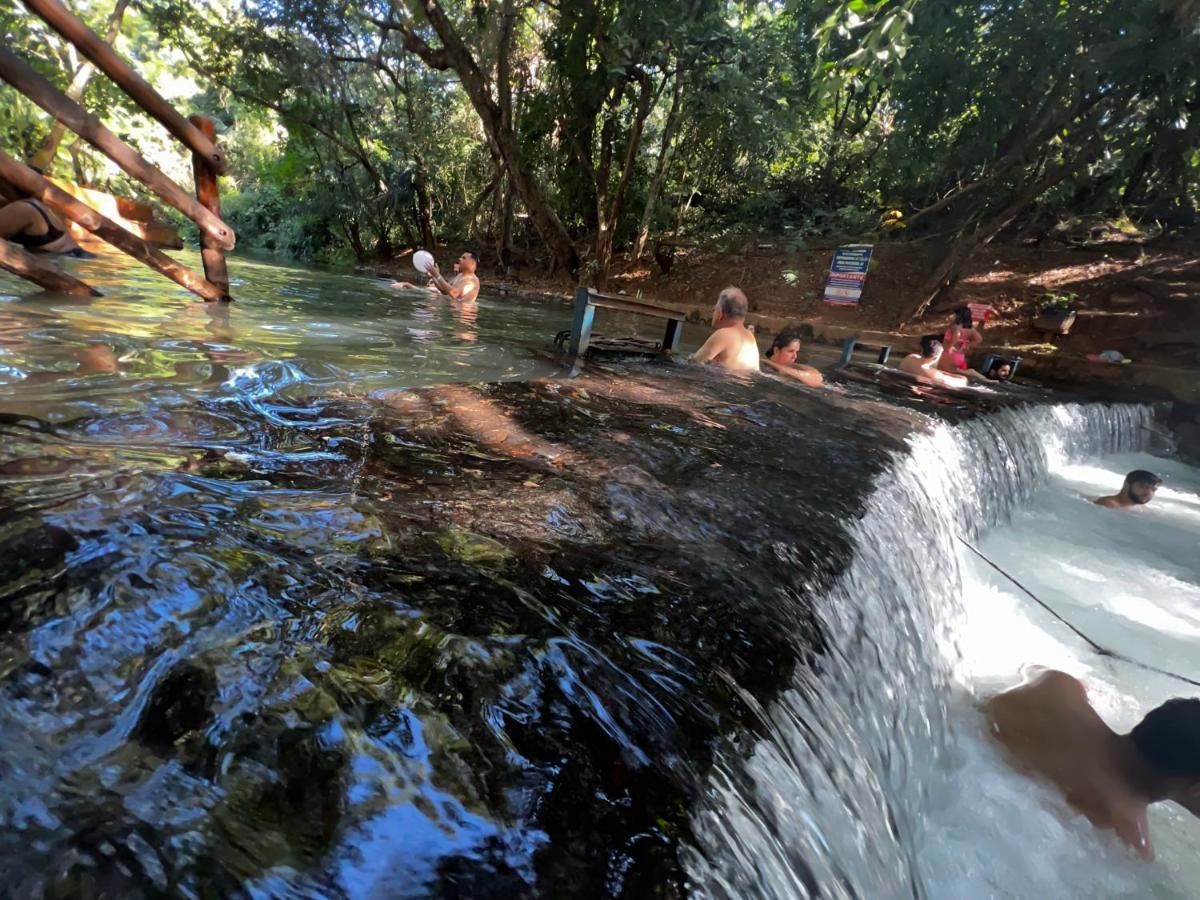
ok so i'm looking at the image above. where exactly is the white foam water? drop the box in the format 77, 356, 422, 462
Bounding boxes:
685, 403, 1200, 899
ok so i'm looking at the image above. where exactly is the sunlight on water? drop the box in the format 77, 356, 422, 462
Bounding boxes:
0, 248, 562, 422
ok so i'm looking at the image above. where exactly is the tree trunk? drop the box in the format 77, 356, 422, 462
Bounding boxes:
905, 135, 1105, 323
633, 66, 684, 261
589, 71, 655, 288
31, 0, 130, 172
344, 219, 369, 261
413, 168, 435, 249
497, 175, 514, 270
467, 169, 499, 242
387, 1, 579, 274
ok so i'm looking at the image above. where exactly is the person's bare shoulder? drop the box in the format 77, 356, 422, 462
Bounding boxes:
692, 328, 733, 364
1030, 668, 1088, 698
986, 669, 1085, 714
1094, 495, 1120, 508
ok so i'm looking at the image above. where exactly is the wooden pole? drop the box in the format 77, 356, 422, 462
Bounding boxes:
21, 0, 227, 174
0, 150, 228, 302
188, 116, 230, 299
0, 46, 235, 251
0, 238, 100, 296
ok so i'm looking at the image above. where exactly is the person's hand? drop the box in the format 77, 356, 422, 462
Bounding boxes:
428, 263, 441, 279
391, 281, 413, 290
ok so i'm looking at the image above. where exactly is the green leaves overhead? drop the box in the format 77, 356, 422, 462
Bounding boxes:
4, 0, 1195, 271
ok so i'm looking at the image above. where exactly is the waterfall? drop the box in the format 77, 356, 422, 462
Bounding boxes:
684, 403, 1155, 899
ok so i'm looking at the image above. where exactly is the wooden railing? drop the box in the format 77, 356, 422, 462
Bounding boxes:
0, 0, 233, 300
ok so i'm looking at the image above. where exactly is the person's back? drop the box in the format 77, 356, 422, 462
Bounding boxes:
721, 325, 760, 371
691, 286, 759, 372
986, 669, 1200, 860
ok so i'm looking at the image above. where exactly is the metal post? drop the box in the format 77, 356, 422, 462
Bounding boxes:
837, 338, 858, 368
662, 317, 684, 353
568, 287, 596, 358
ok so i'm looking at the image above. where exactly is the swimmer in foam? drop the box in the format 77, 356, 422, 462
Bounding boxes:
392, 251, 480, 303
985, 668, 1200, 860
1095, 469, 1161, 509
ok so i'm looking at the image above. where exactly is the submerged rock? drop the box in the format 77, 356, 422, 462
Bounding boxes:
133, 662, 218, 753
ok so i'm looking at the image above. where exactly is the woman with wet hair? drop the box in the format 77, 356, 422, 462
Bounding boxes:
762, 330, 823, 387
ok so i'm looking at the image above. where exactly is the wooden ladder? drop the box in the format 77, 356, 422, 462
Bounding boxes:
0, 0, 233, 301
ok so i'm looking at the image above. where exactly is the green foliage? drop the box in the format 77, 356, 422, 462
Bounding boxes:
1037, 290, 1079, 312
3, 0, 1197, 272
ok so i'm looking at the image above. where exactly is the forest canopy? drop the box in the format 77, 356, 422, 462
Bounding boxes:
3, 0, 1199, 310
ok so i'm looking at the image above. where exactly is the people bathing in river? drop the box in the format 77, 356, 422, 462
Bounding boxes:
1095, 469, 1162, 509
0, 175, 82, 255
985, 668, 1200, 860
936, 306, 983, 375
392, 251, 480, 303
898, 336, 968, 387
762, 331, 824, 386
691, 286, 760, 372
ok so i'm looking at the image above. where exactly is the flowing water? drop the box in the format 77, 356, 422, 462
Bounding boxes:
1, 250, 1197, 898
687, 405, 1200, 899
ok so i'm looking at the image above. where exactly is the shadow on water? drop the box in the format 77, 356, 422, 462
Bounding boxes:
0, 251, 1051, 896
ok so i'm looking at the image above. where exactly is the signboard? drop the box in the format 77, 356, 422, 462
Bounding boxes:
822, 244, 873, 307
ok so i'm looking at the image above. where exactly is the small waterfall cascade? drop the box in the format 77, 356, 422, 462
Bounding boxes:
685, 403, 1155, 899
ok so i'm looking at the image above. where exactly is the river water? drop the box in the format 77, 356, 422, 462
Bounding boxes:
1, 250, 1197, 898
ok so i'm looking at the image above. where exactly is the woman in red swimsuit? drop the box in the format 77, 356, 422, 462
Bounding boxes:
937, 306, 981, 374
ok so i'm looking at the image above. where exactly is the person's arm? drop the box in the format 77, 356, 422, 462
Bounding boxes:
691, 330, 728, 364
763, 357, 824, 386
932, 370, 968, 387
1114, 810, 1154, 862
428, 266, 478, 301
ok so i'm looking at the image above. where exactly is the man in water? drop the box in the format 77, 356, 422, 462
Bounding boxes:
986, 359, 1013, 381
691, 286, 759, 372
1095, 469, 1161, 508
985, 669, 1200, 860
392, 251, 480, 303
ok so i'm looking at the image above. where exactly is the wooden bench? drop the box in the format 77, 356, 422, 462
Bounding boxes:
836, 338, 893, 368
568, 287, 687, 359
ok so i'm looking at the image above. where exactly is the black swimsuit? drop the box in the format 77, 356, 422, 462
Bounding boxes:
10, 199, 66, 249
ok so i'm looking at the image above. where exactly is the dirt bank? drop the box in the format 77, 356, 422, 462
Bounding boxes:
373, 231, 1200, 399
